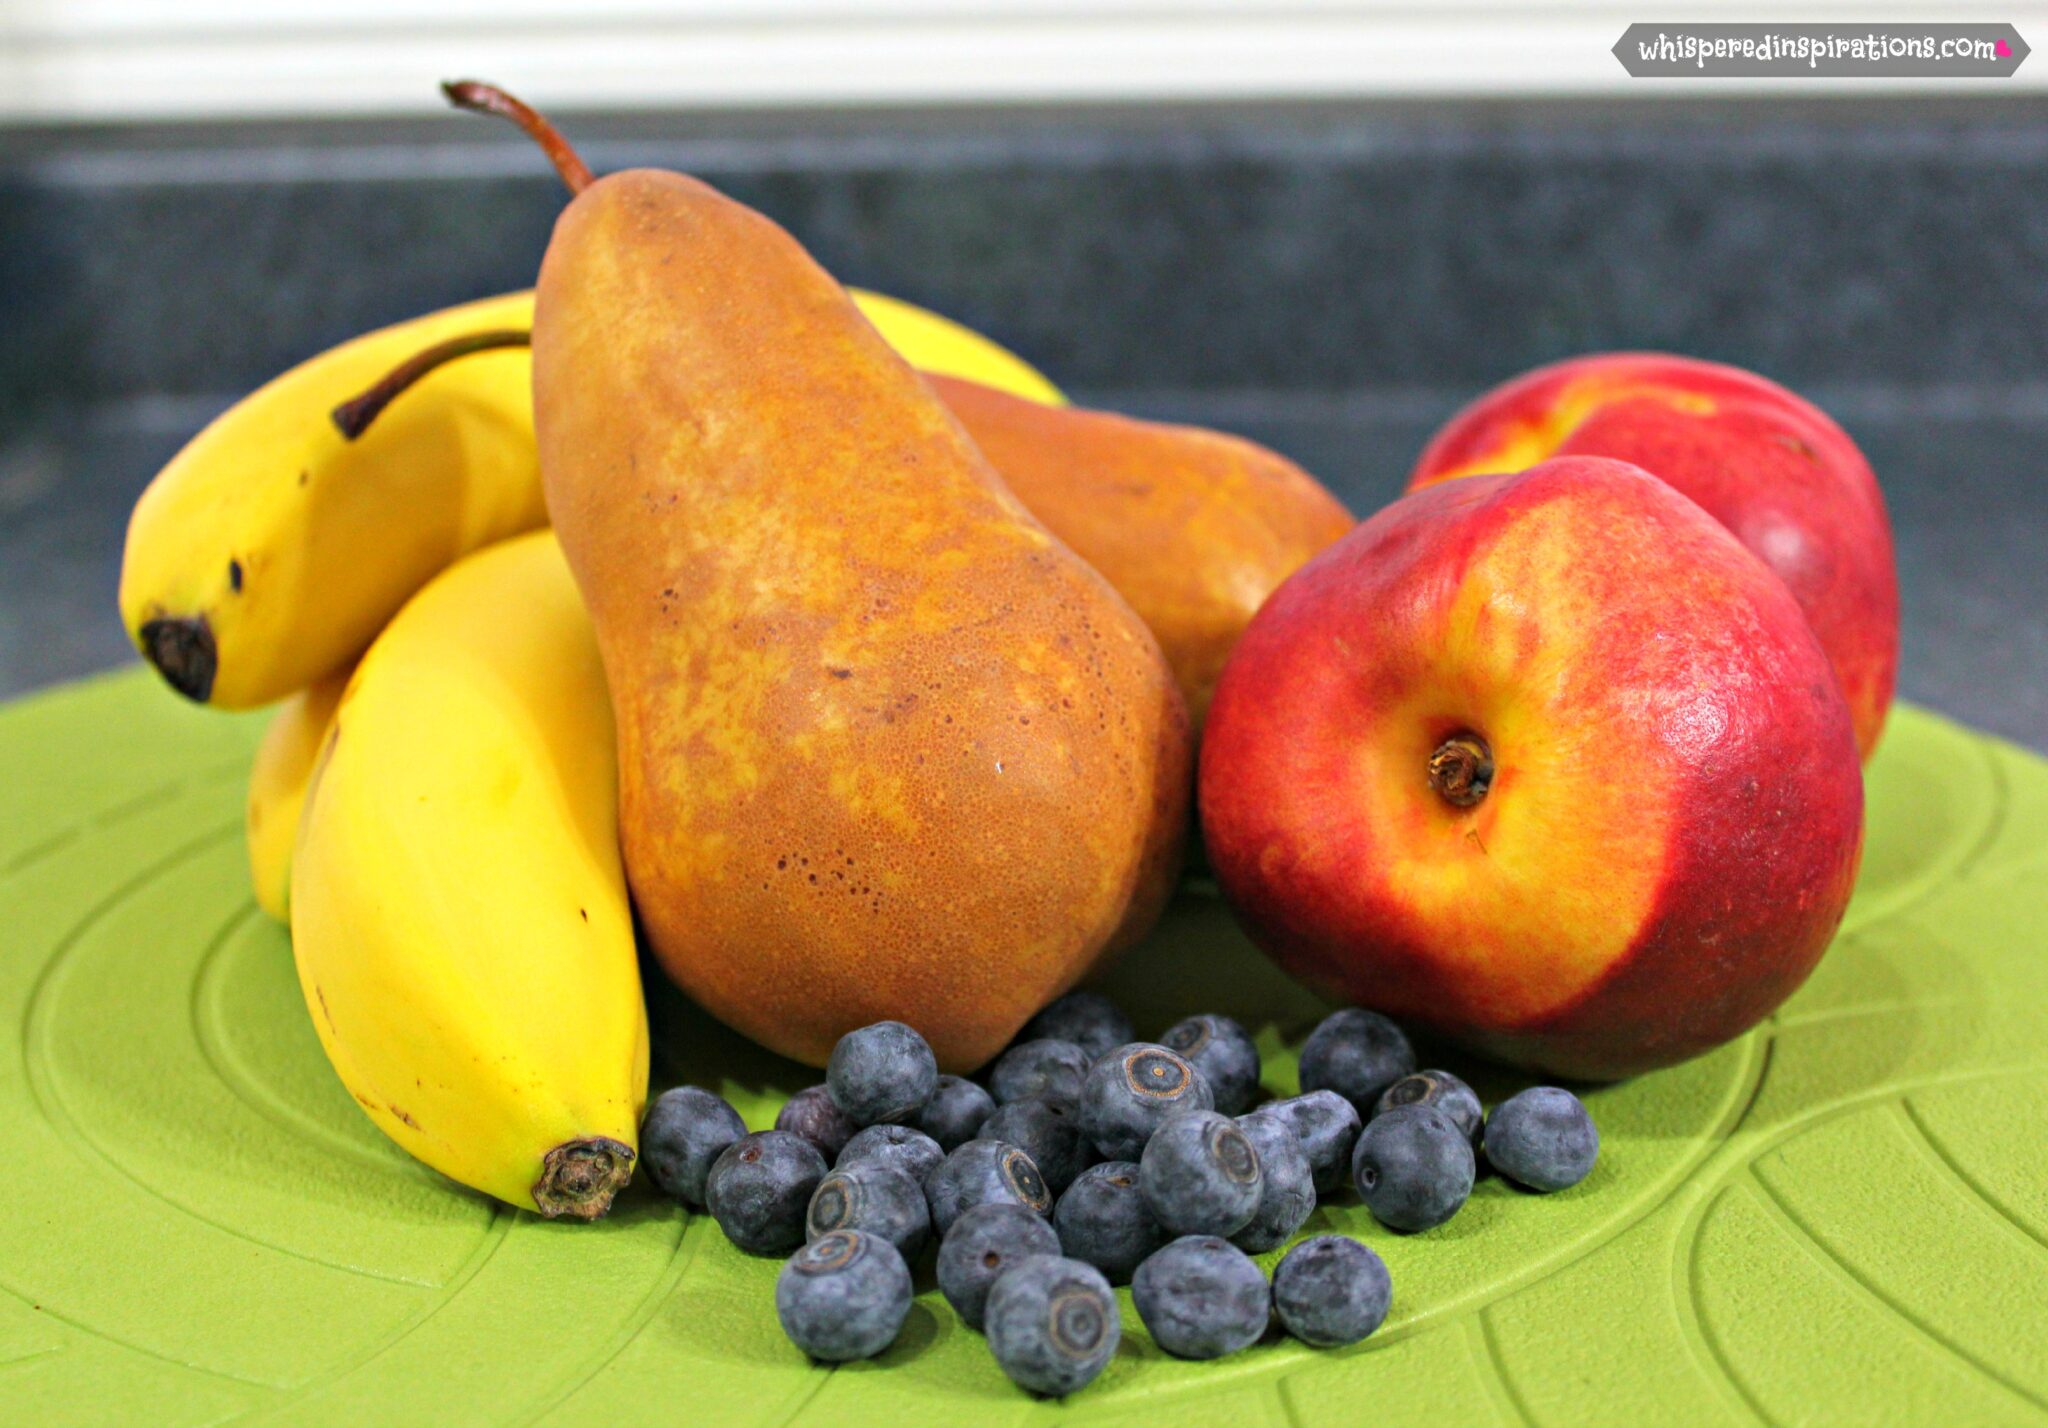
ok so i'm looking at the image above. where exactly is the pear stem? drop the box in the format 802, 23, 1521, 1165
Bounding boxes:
330, 329, 532, 440
1428, 733, 1494, 808
442, 80, 594, 195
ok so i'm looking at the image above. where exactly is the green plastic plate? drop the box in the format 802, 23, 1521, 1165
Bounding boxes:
2, 669, 2045, 1426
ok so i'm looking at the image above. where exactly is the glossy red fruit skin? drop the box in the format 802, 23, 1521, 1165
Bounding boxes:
1200, 457, 1866, 1081
1410, 353, 1898, 761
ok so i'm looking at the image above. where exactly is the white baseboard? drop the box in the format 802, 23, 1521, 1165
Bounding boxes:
4, 2, 2044, 125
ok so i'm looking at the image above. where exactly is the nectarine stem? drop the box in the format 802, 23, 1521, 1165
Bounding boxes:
1428, 734, 1493, 808
330, 329, 532, 440
442, 80, 594, 195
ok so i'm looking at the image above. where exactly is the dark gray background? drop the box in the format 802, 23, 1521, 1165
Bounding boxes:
3, 98, 2042, 749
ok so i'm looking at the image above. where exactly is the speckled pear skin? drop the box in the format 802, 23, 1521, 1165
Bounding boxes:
531, 168, 1191, 1073
929, 374, 1354, 730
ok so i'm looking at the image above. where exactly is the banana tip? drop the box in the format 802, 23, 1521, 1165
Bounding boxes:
139, 615, 217, 703
533, 1137, 635, 1220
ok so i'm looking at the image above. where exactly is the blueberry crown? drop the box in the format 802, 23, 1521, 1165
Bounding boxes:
1122, 1048, 1192, 1098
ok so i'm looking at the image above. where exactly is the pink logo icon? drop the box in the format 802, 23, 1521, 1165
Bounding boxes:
1997, 37, 2014, 57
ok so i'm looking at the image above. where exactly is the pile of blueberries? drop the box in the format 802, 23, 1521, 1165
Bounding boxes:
640, 994, 1598, 1398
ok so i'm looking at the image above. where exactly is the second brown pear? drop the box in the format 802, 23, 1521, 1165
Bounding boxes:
931, 376, 1354, 729
533, 168, 1192, 1071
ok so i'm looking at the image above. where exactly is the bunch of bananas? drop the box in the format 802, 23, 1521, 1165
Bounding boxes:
118, 290, 1064, 1217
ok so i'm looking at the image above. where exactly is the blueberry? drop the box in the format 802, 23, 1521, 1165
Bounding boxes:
924, 1138, 1052, 1236
1078, 1042, 1213, 1160
776, 1084, 859, 1161
775, 1228, 912, 1361
1160, 1014, 1262, 1115
1298, 1008, 1416, 1116
985, 1255, 1121, 1397
640, 1085, 745, 1209
827, 1021, 938, 1126
705, 1130, 828, 1255
837, 1123, 946, 1186
1241, 1090, 1359, 1196
1351, 1104, 1473, 1232
1271, 1235, 1391, 1347
981, 1098, 1097, 1196
1139, 1109, 1264, 1238
1131, 1235, 1271, 1360
936, 1201, 1061, 1330
917, 1074, 996, 1151
989, 1039, 1092, 1109
807, 1162, 932, 1261
1018, 991, 1134, 1062
1482, 1087, 1598, 1192
1374, 1069, 1482, 1141
1230, 1109, 1315, 1254
1053, 1161, 1164, 1283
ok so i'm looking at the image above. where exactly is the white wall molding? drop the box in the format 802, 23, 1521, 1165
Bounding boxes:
4, 2, 2045, 124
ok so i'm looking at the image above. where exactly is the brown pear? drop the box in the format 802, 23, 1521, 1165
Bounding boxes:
473, 87, 1191, 1071
931, 376, 1354, 728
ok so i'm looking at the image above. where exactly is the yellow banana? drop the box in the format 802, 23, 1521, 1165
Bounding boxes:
848, 290, 1065, 406
120, 289, 1060, 710
120, 293, 541, 709
289, 530, 647, 1218
246, 667, 350, 921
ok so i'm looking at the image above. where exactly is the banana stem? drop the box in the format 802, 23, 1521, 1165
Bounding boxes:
330, 329, 533, 440
442, 80, 594, 195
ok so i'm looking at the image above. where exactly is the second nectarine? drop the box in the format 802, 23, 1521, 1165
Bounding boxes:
1410, 354, 1897, 760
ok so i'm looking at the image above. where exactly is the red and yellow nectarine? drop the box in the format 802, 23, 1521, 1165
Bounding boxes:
1200, 457, 1865, 1080
1409, 354, 1898, 760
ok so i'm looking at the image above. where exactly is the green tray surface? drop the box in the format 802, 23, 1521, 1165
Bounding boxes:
2, 669, 2045, 1427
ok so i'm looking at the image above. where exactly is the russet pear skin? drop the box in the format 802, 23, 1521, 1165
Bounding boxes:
533, 169, 1191, 1072
930, 375, 1354, 729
